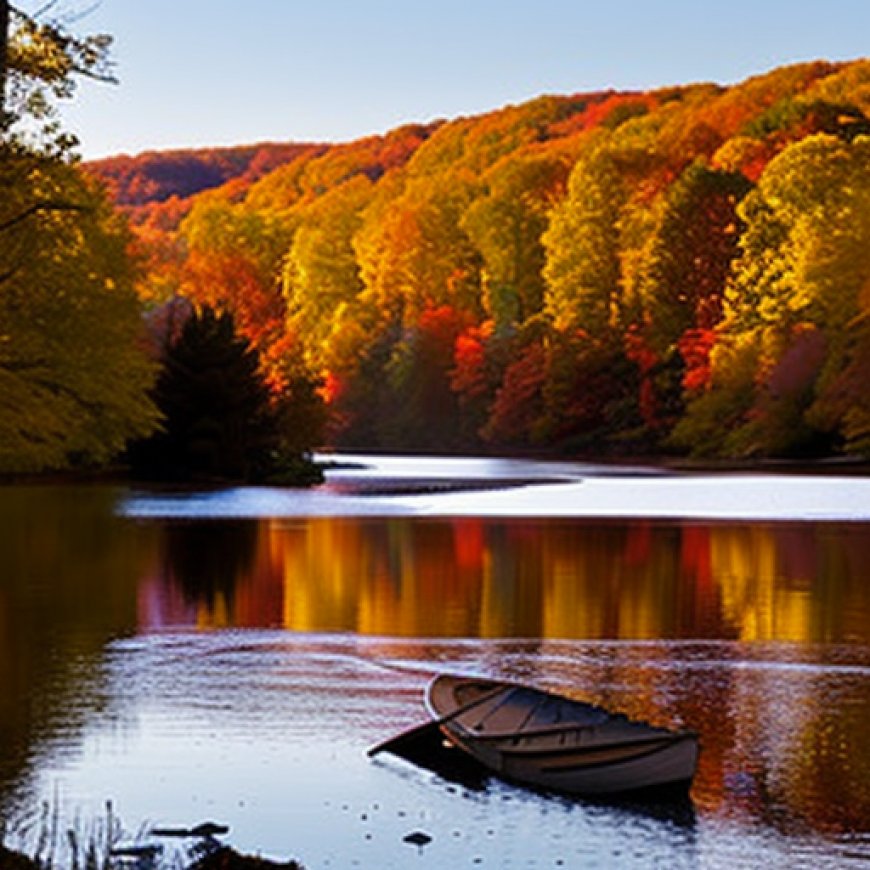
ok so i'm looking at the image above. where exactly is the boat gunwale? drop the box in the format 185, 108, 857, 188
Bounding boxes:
427, 674, 693, 743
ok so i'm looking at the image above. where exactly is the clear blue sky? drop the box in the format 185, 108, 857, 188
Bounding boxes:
25, 0, 870, 159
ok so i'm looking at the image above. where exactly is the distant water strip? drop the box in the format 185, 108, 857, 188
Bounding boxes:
117, 454, 870, 521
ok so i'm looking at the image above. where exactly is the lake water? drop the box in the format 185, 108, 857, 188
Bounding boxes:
1, 456, 870, 868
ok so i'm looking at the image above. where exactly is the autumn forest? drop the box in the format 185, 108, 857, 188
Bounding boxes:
5, 16, 870, 474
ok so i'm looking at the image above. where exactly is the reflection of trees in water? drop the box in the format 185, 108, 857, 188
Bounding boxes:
0, 487, 148, 812
711, 523, 870, 643
270, 517, 870, 643
162, 521, 259, 608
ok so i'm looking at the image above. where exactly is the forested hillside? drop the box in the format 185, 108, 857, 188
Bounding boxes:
90, 59, 870, 459
92, 142, 320, 205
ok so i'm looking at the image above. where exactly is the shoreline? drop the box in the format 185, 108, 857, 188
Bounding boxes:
0, 844, 304, 870
3, 450, 868, 489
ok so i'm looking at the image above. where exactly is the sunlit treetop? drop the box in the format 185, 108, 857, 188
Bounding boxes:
1, 0, 115, 153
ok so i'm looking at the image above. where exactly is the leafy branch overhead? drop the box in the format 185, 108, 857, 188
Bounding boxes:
0, 2, 161, 476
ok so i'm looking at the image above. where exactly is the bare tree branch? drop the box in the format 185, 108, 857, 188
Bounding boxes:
0, 357, 49, 372
60, 2, 103, 26
0, 198, 88, 231
69, 59, 117, 85
0, 0, 9, 123
32, 1, 64, 18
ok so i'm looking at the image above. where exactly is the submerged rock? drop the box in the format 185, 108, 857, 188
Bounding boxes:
151, 821, 230, 838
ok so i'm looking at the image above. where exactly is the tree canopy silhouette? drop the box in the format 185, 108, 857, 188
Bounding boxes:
130, 306, 297, 482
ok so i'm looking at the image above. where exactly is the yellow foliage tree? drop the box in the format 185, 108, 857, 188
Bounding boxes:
679, 133, 870, 456
0, 3, 157, 473
0, 151, 158, 471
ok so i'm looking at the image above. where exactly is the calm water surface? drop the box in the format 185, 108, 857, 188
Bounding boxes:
1, 456, 869, 868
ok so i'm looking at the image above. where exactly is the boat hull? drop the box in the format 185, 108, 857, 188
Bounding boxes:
448, 728, 699, 796
427, 674, 699, 797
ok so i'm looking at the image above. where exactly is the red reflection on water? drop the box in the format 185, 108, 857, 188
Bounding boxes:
136, 517, 870, 646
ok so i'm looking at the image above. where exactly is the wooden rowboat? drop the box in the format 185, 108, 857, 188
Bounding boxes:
425, 674, 699, 797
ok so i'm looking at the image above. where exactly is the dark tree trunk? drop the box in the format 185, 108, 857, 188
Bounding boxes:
0, 0, 9, 125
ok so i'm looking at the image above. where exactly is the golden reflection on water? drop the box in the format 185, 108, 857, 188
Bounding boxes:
141, 516, 870, 644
